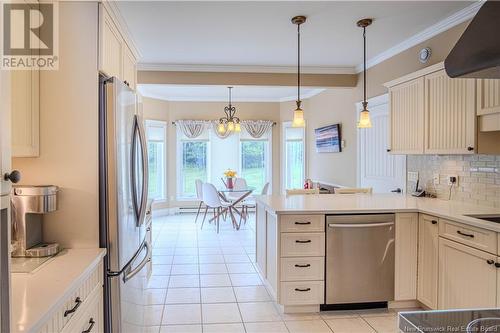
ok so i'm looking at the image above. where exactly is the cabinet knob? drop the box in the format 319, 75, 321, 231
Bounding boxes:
3, 170, 21, 183
487, 259, 495, 265
431, 220, 438, 225
386, 149, 391, 152
467, 146, 474, 151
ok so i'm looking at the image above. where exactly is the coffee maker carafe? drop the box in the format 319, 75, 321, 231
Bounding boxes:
11, 185, 59, 257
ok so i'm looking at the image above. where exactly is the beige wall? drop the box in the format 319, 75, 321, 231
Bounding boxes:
142, 97, 281, 208
12, 3, 99, 248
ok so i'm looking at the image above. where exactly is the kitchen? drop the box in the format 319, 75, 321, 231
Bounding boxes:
1, 1, 500, 333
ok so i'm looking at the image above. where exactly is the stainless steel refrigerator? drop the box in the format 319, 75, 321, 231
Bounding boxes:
99, 76, 150, 333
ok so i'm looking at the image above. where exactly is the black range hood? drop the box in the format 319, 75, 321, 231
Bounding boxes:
445, 1, 500, 79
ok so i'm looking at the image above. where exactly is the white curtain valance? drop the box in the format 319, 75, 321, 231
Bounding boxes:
241, 120, 274, 138
175, 120, 207, 139
174, 119, 274, 138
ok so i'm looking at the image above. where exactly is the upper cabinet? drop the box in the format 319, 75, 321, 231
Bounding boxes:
477, 79, 500, 132
388, 77, 424, 154
385, 62, 500, 155
424, 69, 475, 154
98, 3, 139, 90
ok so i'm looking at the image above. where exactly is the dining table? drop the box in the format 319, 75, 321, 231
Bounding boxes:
209, 186, 254, 229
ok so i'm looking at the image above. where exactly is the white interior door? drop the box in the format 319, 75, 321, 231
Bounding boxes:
357, 94, 406, 193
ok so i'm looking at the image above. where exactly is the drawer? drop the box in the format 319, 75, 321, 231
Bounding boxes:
439, 218, 497, 254
280, 281, 324, 305
280, 257, 324, 281
62, 287, 103, 333
37, 261, 104, 333
281, 214, 325, 232
281, 233, 325, 257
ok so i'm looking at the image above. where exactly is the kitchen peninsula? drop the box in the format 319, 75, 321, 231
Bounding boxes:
254, 193, 500, 314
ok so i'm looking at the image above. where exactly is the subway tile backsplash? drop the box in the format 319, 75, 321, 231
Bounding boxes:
407, 155, 500, 208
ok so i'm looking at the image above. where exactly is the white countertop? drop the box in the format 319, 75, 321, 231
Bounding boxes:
255, 194, 500, 232
11, 248, 106, 333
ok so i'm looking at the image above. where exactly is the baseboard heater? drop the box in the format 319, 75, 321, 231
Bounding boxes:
320, 302, 388, 311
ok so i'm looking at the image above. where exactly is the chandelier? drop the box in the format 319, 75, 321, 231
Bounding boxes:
217, 87, 241, 133
291, 15, 306, 128
357, 18, 373, 128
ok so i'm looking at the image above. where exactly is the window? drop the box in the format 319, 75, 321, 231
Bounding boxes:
180, 141, 208, 197
145, 120, 166, 201
240, 129, 271, 194
282, 122, 305, 192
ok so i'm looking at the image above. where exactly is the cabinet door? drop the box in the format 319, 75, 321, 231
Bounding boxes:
477, 79, 500, 116
0, 71, 12, 196
417, 214, 439, 309
266, 212, 278, 299
424, 70, 476, 154
395, 213, 418, 300
11, 69, 39, 157
122, 45, 136, 90
388, 77, 425, 154
438, 237, 497, 309
99, 4, 122, 78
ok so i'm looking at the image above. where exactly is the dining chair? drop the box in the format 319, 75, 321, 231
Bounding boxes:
194, 179, 204, 223
286, 188, 320, 195
201, 183, 236, 233
335, 187, 373, 194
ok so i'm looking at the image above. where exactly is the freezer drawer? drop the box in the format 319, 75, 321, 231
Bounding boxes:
326, 214, 395, 304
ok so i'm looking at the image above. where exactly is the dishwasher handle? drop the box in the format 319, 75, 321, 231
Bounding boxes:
328, 222, 394, 228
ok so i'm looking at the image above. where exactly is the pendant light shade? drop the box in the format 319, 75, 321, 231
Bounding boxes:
357, 18, 373, 129
292, 16, 306, 128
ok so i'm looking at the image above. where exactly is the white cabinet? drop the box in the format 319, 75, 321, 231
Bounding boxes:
11, 69, 39, 157
394, 213, 418, 300
255, 203, 267, 277
417, 214, 439, 309
385, 62, 500, 155
0, 71, 12, 196
62, 286, 103, 333
438, 237, 497, 309
266, 213, 278, 297
424, 70, 476, 154
99, 5, 122, 78
388, 77, 425, 154
98, 3, 138, 89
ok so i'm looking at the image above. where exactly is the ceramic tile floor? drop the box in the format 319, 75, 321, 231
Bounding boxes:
145, 213, 414, 333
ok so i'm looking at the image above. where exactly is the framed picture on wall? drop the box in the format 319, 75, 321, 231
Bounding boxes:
315, 124, 341, 153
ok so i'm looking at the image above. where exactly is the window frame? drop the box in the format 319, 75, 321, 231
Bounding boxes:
176, 137, 211, 200
145, 119, 167, 203
281, 121, 306, 193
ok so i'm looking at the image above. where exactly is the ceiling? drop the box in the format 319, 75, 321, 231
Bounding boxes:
117, 1, 473, 71
138, 84, 325, 102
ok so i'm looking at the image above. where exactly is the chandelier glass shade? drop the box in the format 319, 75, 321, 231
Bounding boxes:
218, 87, 241, 134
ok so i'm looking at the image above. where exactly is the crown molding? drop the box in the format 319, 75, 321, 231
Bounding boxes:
355, 1, 484, 73
138, 63, 356, 75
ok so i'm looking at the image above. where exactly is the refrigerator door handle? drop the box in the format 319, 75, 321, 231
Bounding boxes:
131, 117, 140, 224
137, 114, 149, 227
122, 239, 150, 283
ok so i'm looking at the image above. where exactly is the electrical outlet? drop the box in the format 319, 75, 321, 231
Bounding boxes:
447, 175, 458, 186
433, 173, 440, 185
407, 171, 419, 182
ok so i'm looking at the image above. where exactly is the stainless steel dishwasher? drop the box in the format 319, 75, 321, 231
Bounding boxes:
325, 214, 395, 305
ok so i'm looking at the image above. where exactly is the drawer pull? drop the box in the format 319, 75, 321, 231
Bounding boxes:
487, 259, 495, 265
295, 240, 311, 243
431, 220, 437, 224
294, 264, 311, 268
295, 221, 311, 225
82, 318, 95, 333
64, 297, 82, 317
294, 288, 311, 292
457, 230, 474, 238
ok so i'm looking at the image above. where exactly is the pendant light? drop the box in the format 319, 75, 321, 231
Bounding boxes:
357, 18, 373, 128
218, 87, 241, 134
291, 15, 306, 128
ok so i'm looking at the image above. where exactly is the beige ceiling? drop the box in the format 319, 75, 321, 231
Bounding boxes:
117, 1, 473, 70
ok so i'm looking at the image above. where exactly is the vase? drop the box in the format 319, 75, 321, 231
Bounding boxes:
227, 177, 234, 189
